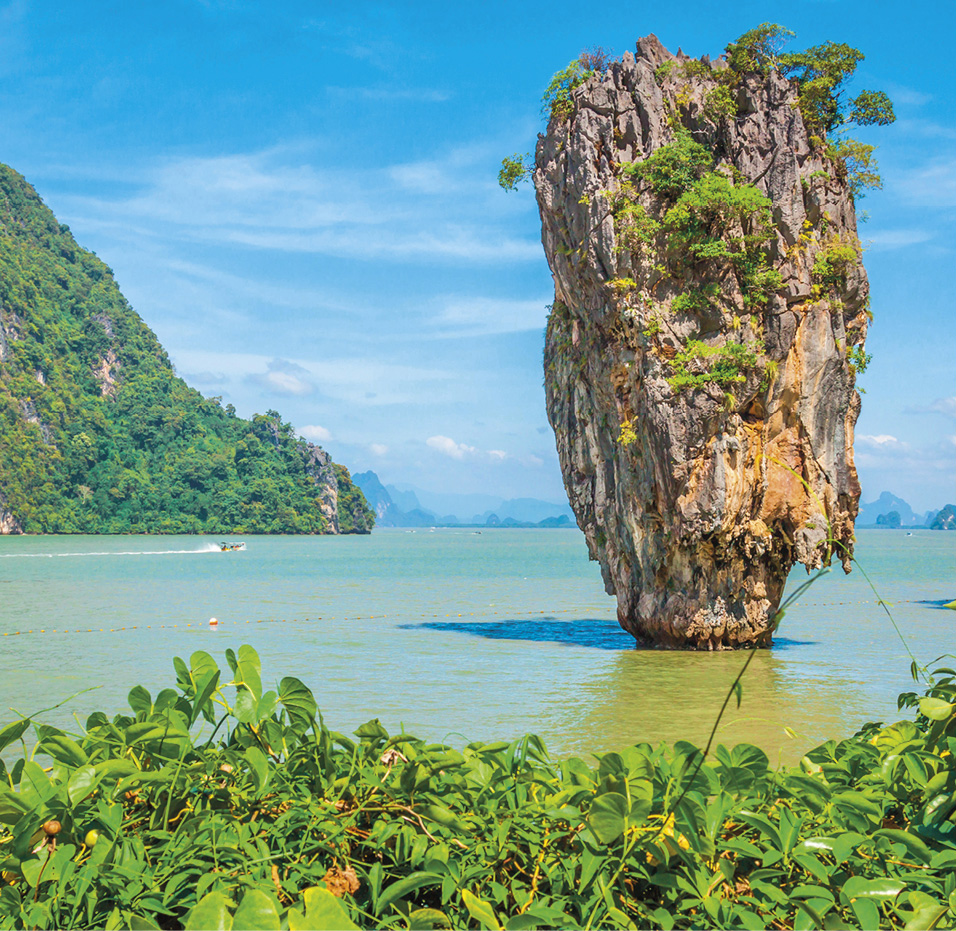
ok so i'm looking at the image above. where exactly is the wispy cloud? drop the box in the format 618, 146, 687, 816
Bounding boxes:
427, 435, 478, 460
180, 369, 228, 386
880, 83, 934, 108
56, 145, 541, 265
857, 434, 906, 450
247, 358, 315, 396
299, 424, 331, 442
933, 397, 956, 419
856, 434, 955, 478
422, 435, 542, 469
326, 86, 451, 103
432, 295, 550, 336
893, 158, 956, 208
906, 396, 956, 420
863, 229, 933, 251
890, 118, 956, 141
172, 349, 456, 408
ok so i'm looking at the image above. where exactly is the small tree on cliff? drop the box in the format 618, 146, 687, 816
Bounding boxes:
778, 43, 895, 132
499, 47, 615, 190
723, 23, 795, 75
498, 153, 532, 192
723, 25, 895, 199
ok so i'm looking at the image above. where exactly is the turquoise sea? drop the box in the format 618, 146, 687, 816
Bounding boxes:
1, 528, 953, 763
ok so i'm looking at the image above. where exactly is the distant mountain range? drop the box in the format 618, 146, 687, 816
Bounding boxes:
856, 492, 955, 529
352, 471, 576, 528
353, 476, 956, 532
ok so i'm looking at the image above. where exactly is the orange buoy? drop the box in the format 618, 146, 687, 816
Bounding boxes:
209, 617, 219, 627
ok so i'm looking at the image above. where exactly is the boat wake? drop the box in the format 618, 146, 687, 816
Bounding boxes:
0, 543, 224, 558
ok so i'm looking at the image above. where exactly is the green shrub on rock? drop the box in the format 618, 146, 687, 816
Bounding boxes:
542, 59, 593, 122
667, 340, 759, 392
622, 129, 713, 200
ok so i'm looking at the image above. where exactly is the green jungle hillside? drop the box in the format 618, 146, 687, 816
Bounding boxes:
0, 164, 373, 534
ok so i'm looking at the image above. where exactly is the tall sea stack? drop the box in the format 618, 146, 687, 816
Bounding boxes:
536, 36, 869, 648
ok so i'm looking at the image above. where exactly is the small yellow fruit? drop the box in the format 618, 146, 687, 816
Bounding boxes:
41, 820, 61, 836
84, 829, 99, 847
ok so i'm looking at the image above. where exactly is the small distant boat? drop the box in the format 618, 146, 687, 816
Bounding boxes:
219, 542, 245, 552
906, 532, 914, 536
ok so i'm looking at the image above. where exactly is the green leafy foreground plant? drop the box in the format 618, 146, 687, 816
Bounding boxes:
1, 646, 954, 930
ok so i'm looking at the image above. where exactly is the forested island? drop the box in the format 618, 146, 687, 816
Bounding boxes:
0, 165, 373, 534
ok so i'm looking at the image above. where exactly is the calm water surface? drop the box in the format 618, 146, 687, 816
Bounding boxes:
1, 528, 953, 763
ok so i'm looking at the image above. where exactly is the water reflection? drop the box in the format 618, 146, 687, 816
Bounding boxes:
400, 618, 834, 761
544, 646, 861, 765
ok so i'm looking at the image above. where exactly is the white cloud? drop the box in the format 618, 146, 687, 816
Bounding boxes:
881, 84, 933, 108
163, 258, 355, 312
247, 358, 314, 396
369, 443, 388, 456
930, 397, 956, 420
181, 369, 227, 385
433, 296, 550, 336
855, 434, 955, 485
857, 434, 905, 449
863, 229, 933, 251
904, 396, 956, 420
890, 118, 956, 141
389, 160, 458, 195
171, 349, 455, 408
894, 158, 956, 208
58, 145, 541, 265
300, 424, 331, 442
220, 226, 539, 262
266, 371, 312, 395
426, 435, 478, 460
422, 439, 544, 468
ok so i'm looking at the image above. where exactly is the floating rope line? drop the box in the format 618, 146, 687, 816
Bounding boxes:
0, 600, 928, 638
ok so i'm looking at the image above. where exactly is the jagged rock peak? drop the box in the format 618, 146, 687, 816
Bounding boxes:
634, 35, 673, 68
535, 35, 868, 649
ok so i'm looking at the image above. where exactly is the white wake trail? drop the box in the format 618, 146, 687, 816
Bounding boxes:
0, 543, 227, 559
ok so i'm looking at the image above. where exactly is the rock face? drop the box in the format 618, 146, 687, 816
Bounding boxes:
930, 505, 956, 531
0, 493, 22, 534
536, 36, 868, 648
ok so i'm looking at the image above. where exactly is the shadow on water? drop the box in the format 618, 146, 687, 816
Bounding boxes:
399, 618, 632, 650
399, 618, 818, 651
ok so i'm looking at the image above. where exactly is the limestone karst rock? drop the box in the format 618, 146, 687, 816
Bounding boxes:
536, 36, 869, 648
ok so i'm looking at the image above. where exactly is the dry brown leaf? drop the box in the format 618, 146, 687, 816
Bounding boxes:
322, 867, 360, 898
380, 748, 408, 766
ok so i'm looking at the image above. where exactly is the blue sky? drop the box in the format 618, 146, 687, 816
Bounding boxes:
1, 0, 953, 511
